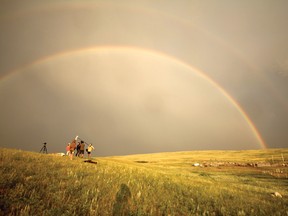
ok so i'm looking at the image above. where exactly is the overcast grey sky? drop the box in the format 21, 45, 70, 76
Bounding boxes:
0, 0, 287, 156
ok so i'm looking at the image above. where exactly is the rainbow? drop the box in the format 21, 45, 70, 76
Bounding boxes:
0, 45, 267, 149
1, 0, 285, 114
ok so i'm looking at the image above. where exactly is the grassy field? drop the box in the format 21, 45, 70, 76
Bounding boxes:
1, 148, 288, 215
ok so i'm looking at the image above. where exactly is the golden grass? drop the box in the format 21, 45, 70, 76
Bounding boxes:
1, 148, 288, 215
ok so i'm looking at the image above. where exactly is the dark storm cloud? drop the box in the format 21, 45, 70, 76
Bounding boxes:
0, 0, 287, 155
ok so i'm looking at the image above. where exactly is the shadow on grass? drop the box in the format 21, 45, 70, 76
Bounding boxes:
135, 161, 149, 163
113, 184, 131, 216
83, 160, 97, 164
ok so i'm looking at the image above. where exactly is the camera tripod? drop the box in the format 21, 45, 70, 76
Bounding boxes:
40, 142, 48, 154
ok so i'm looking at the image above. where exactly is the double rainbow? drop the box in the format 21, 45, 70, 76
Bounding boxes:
0, 45, 267, 149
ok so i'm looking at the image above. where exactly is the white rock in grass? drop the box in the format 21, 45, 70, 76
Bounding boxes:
271, 192, 282, 198
137, 191, 141, 198
193, 163, 200, 167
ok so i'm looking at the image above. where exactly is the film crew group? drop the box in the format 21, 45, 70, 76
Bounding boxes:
66, 136, 95, 160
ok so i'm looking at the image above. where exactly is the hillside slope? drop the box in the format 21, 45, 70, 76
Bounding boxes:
1, 148, 288, 215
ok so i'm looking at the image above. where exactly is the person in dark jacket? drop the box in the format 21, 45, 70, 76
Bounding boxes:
76, 142, 81, 157
80, 141, 85, 158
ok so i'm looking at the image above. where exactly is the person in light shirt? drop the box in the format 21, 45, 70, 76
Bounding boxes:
87, 144, 95, 159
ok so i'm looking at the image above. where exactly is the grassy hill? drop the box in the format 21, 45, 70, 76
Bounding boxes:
1, 148, 288, 215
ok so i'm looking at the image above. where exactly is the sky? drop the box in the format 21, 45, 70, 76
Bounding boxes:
0, 0, 287, 156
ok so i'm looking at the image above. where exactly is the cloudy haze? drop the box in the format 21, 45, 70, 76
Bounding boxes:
0, 0, 287, 156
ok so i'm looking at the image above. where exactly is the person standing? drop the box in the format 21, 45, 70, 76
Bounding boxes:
80, 141, 85, 158
66, 143, 70, 156
69, 136, 78, 160
76, 142, 81, 157
87, 144, 95, 159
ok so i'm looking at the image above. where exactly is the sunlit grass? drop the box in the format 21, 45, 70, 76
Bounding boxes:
1, 148, 288, 215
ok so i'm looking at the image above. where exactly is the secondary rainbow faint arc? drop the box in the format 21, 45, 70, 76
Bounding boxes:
0, 45, 267, 149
